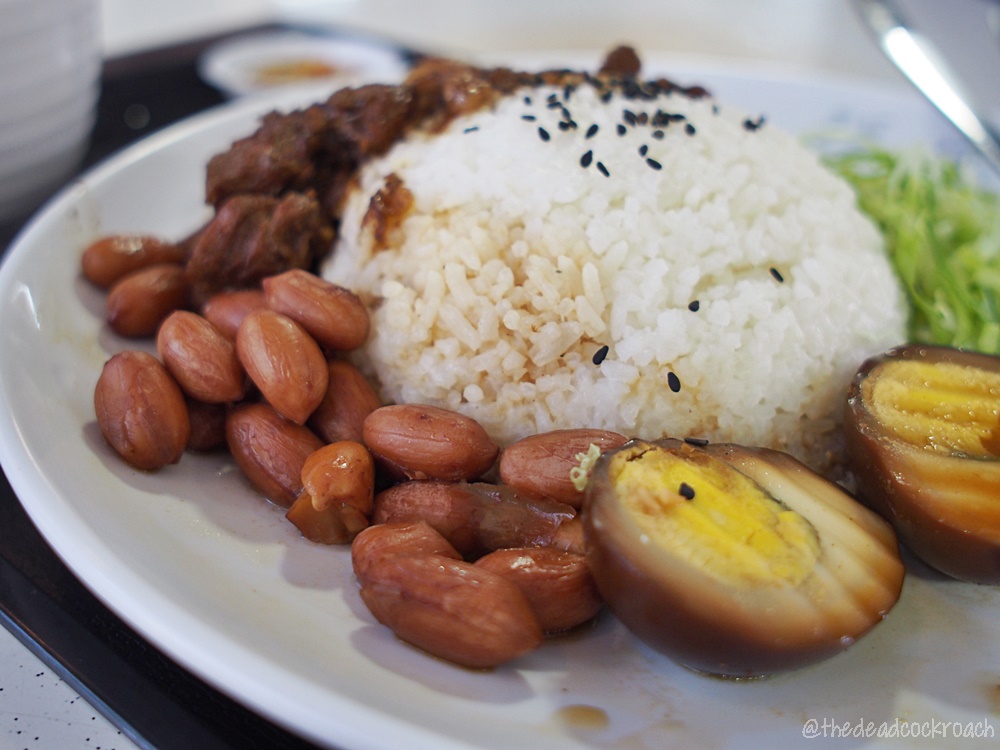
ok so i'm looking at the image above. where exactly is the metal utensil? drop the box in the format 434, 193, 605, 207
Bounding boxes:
853, 0, 1000, 175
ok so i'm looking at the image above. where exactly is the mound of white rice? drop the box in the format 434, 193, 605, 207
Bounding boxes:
322, 73, 907, 471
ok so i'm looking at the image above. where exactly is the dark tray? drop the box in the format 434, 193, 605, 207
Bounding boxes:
0, 24, 415, 750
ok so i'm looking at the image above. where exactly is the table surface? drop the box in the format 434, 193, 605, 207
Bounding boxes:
2, 1, 999, 749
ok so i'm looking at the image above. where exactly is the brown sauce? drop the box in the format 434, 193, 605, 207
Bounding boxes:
555, 703, 610, 731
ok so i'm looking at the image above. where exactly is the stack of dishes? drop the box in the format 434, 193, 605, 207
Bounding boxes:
0, 0, 101, 222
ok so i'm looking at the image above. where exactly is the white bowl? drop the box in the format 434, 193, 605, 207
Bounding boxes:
0, 0, 101, 222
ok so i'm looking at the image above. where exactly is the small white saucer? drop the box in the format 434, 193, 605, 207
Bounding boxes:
198, 30, 411, 98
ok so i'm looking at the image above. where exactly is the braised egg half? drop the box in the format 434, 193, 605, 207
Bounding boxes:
845, 344, 1000, 584
583, 438, 904, 677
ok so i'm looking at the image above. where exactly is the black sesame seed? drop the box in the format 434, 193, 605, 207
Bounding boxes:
600, 90, 613, 103
623, 109, 638, 126
743, 115, 766, 131
592, 344, 609, 365
679, 482, 696, 500
538, 127, 551, 142
667, 371, 681, 392
597, 161, 610, 177
684, 436, 710, 447
580, 150, 593, 168
769, 267, 785, 283
637, 112, 649, 125
684, 122, 696, 135
586, 123, 599, 139
521, 114, 537, 121
616, 124, 627, 136
463, 126, 479, 133
688, 300, 700, 312
638, 144, 648, 156
652, 129, 665, 139
523, 96, 532, 105
623, 79, 638, 97
645, 157, 662, 170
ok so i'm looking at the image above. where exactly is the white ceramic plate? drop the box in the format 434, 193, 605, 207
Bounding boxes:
1, 52, 998, 750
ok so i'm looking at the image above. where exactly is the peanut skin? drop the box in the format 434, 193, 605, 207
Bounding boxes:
94, 350, 190, 471
475, 547, 603, 633
309, 360, 382, 445
351, 521, 461, 582
235, 309, 328, 425
157, 310, 246, 403
106, 263, 190, 338
185, 399, 227, 453
262, 269, 370, 351
363, 404, 499, 482
549, 515, 586, 556
499, 428, 628, 509
82, 234, 186, 289
372, 480, 576, 558
357, 552, 543, 669
226, 402, 323, 507
201, 288, 267, 340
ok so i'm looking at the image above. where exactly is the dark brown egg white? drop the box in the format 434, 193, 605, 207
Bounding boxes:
844, 344, 1000, 583
583, 438, 905, 678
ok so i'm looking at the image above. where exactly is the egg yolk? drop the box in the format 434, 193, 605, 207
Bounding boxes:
865, 359, 1000, 458
607, 446, 820, 588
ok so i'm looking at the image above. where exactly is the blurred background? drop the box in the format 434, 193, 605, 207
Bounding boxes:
5, 0, 1000, 233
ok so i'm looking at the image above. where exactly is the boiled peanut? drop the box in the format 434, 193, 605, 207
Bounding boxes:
94, 350, 190, 471
475, 547, 603, 633
225, 402, 323, 507
362, 404, 499, 482
549, 515, 586, 556
106, 263, 190, 338
201, 288, 267, 339
156, 310, 246, 403
301, 441, 375, 513
372, 481, 575, 558
262, 269, 370, 351
351, 521, 461, 582
286, 490, 368, 544
499, 428, 628, 509
308, 360, 382, 444
81, 234, 186, 289
286, 441, 375, 544
235, 309, 328, 425
357, 553, 543, 668
185, 399, 227, 452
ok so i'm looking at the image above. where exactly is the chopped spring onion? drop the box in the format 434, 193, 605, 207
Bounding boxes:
826, 147, 1000, 354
